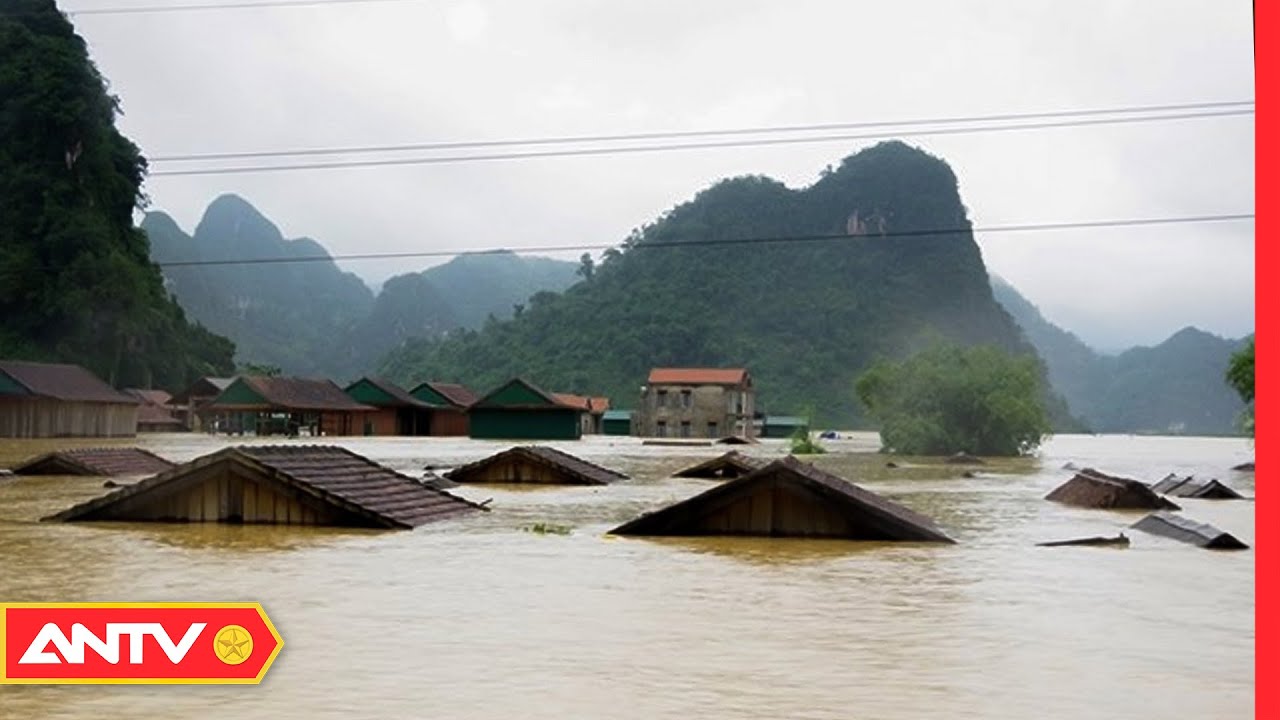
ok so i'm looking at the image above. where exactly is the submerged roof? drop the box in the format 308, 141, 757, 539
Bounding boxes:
45, 445, 486, 528
673, 451, 768, 479
446, 445, 629, 485
172, 377, 235, 404
612, 456, 954, 542
1045, 468, 1180, 511
12, 447, 176, 477
0, 361, 137, 405
1150, 474, 1246, 500
125, 389, 183, 427
1131, 511, 1249, 550
212, 376, 375, 412
648, 368, 749, 386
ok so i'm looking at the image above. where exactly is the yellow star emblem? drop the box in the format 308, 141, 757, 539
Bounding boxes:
214, 624, 253, 666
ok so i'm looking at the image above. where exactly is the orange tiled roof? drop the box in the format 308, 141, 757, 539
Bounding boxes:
551, 393, 592, 411
648, 368, 748, 386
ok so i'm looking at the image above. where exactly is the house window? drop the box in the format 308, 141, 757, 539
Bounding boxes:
657, 390, 668, 408
680, 421, 691, 438
707, 421, 718, 437
680, 390, 692, 408
656, 420, 667, 438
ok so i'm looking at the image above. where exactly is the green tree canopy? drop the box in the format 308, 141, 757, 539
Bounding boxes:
855, 343, 1051, 456
0, 1, 234, 389
1226, 337, 1254, 436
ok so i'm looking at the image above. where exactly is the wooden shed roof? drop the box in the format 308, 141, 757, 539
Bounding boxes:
12, 447, 176, 477
611, 455, 954, 542
1045, 468, 1180, 511
0, 361, 137, 405
673, 451, 768, 479
212, 376, 375, 412
1130, 511, 1249, 549
44, 445, 486, 528
1150, 474, 1246, 500
446, 445, 629, 485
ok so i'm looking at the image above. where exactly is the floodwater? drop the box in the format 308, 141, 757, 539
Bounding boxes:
0, 433, 1255, 719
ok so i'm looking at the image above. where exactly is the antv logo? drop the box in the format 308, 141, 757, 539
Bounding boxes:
0, 603, 282, 684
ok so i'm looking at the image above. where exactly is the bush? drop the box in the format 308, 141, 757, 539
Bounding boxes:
855, 343, 1051, 456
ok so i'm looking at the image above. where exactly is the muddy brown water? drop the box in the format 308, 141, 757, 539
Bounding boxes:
0, 433, 1254, 719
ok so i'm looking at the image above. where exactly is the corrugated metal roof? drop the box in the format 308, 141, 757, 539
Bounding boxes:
673, 451, 768, 479
1045, 468, 1180, 510
612, 456, 954, 541
446, 445, 629, 485
348, 377, 432, 408
12, 447, 176, 476
648, 368, 749, 386
0, 361, 137, 405
1150, 474, 1246, 499
45, 445, 486, 528
215, 376, 375, 412
424, 382, 478, 408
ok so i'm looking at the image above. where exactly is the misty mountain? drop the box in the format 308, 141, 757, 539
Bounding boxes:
380, 142, 1060, 426
991, 276, 1248, 435
146, 196, 579, 379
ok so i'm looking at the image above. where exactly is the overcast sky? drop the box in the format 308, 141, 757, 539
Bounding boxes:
68, 0, 1253, 351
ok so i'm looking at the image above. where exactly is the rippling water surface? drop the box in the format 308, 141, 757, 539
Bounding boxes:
0, 433, 1254, 719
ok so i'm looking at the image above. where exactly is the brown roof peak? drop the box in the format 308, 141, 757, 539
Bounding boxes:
648, 368, 749, 386
0, 360, 137, 404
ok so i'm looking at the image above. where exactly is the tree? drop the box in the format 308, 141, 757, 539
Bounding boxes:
576, 252, 595, 281
855, 343, 1051, 456
1226, 337, 1254, 436
0, 1, 235, 389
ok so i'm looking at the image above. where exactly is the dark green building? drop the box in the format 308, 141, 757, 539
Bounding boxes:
602, 410, 632, 436
469, 378, 584, 440
761, 415, 809, 439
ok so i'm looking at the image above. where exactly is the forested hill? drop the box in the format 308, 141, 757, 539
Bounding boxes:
990, 276, 1249, 435
380, 142, 1041, 425
0, 2, 235, 389
146, 197, 579, 379
145, 195, 376, 378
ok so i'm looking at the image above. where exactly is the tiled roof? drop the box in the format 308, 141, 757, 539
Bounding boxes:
648, 368, 749, 386
446, 445, 629, 485
551, 393, 592, 412
12, 447, 176, 476
217, 376, 375, 412
0, 361, 137, 404
46, 445, 485, 528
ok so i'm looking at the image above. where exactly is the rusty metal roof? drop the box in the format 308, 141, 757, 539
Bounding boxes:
612, 455, 954, 542
1150, 474, 1246, 500
446, 445, 629, 485
12, 447, 176, 476
673, 451, 768, 479
0, 361, 137, 405
45, 445, 486, 528
1046, 468, 1180, 510
648, 368, 749, 386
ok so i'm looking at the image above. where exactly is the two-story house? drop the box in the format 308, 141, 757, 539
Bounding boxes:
634, 368, 755, 439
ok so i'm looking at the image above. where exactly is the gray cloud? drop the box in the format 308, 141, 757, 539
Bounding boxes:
73, 0, 1253, 349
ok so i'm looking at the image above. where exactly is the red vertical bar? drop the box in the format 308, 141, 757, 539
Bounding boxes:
1257, 1, 1271, 718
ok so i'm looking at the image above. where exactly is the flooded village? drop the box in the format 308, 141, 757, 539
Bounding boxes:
0, 359, 1256, 719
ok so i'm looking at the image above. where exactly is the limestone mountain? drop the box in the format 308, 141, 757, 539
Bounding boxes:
380, 142, 1047, 425
990, 276, 1249, 435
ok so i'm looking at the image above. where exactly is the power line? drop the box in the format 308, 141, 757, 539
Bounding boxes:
150, 100, 1255, 163
152, 213, 1255, 268
61, 0, 422, 16
149, 108, 1254, 177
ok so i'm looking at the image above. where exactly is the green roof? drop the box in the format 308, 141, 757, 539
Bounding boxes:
765, 416, 808, 427
602, 410, 632, 421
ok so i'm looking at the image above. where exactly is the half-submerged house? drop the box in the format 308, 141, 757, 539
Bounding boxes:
171, 376, 235, 431
409, 381, 477, 436
1130, 511, 1249, 550
1045, 468, 1180, 510
12, 447, 176, 477
634, 368, 756, 440
0, 360, 139, 438
125, 389, 185, 433
672, 450, 768, 479
344, 377, 433, 436
1150, 474, 1245, 500
468, 378, 585, 440
446, 445, 628, 485
207, 376, 375, 436
45, 445, 486, 528
612, 455, 954, 541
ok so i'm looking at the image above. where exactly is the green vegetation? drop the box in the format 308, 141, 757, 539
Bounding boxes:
788, 429, 827, 455
0, 2, 235, 388
991, 276, 1251, 435
381, 142, 1045, 425
523, 522, 572, 535
855, 343, 1051, 456
1226, 337, 1254, 436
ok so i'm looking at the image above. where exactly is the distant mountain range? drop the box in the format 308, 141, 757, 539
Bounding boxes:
990, 276, 1249, 435
144, 194, 578, 380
